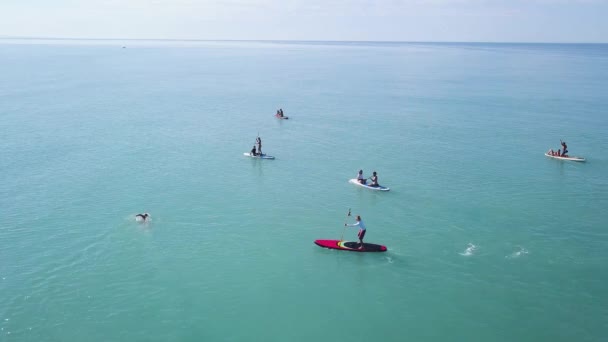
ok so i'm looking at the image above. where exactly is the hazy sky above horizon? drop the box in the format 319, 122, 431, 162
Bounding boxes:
1, 0, 607, 43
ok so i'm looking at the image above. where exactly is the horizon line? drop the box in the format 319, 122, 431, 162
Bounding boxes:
0, 36, 607, 45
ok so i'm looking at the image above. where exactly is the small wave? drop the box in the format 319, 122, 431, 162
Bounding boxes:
506, 246, 528, 259
459, 243, 477, 256
385, 256, 394, 264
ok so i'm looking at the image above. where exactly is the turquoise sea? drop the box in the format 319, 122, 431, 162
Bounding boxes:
1, 40, 607, 341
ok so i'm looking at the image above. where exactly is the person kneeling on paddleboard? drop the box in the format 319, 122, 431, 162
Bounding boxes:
370, 171, 379, 187
345, 215, 366, 250
250, 145, 258, 156
357, 170, 366, 184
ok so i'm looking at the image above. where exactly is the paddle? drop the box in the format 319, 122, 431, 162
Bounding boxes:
367, 176, 378, 186
340, 208, 351, 242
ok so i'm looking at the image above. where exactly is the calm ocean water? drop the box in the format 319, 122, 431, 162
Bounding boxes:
1, 40, 607, 341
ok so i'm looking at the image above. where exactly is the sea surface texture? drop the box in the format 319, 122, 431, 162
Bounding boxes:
1, 41, 607, 341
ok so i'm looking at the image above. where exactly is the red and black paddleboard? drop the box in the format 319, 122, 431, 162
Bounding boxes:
314, 239, 387, 252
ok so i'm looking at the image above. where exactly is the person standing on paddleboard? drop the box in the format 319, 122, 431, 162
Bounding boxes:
561, 140, 568, 157
256, 136, 262, 155
345, 215, 366, 249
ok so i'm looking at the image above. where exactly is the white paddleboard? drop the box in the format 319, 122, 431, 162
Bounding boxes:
544, 153, 585, 162
243, 152, 275, 159
348, 179, 390, 191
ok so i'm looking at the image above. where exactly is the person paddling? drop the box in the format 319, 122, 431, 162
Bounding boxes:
369, 171, 379, 187
356, 170, 366, 184
560, 140, 568, 157
256, 136, 262, 155
345, 215, 367, 249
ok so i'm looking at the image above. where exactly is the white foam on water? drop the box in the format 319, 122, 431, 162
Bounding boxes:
459, 243, 477, 256
506, 246, 529, 259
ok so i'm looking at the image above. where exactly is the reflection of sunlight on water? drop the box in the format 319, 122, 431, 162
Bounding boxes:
459, 243, 477, 256
506, 246, 529, 259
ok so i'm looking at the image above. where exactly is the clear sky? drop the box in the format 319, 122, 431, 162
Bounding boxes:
1, 0, 607, 43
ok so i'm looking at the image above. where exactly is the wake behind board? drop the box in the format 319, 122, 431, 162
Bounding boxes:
243, 152, 275, 159
544, 153, 585, 162
314, 239, 387, 252
348, 179, 390, 191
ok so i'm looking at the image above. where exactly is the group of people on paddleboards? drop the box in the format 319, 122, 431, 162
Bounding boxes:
247, 108, 286, 156
547, 140, 569, 157
243, 108, 380, 250
356, 170, 380, 187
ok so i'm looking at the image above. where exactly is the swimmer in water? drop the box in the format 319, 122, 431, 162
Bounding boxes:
135, 213, 149, 221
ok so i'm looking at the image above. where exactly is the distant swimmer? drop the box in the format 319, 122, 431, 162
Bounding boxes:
356, 170, 366, 184
135, 213, 149, 221
345, 215, 367, 249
